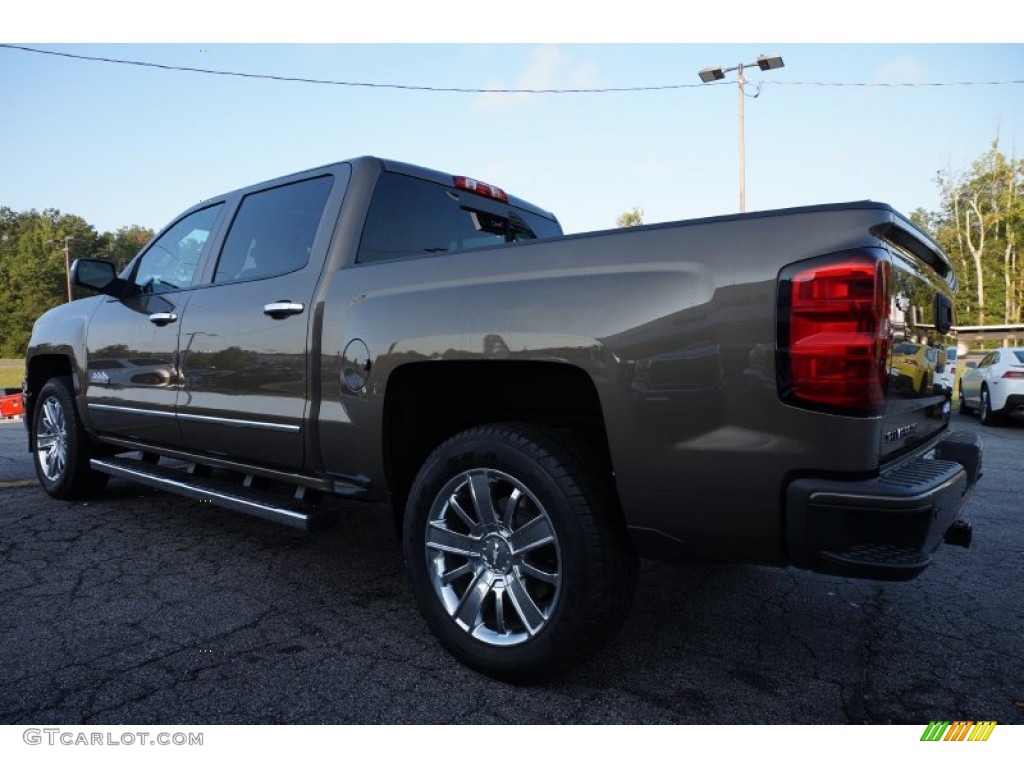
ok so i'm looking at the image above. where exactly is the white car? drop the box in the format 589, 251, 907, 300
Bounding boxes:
935, 346, 960, 393
959, 346, 1024, 425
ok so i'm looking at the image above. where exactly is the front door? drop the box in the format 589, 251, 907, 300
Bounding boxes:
84, 204, 224, 446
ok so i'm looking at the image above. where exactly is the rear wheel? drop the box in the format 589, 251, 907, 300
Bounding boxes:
403, 423, 637, 681
979, 386, 1000, 426
33, 377, 109, 499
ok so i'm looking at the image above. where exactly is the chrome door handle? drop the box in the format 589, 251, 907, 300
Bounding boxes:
148, 312, 178, 326
263, 301, 305, 319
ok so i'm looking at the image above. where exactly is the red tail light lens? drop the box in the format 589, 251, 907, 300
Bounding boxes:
1003, 370, 1024, 379
778, 251, 891, 414
453, 176, 509, 203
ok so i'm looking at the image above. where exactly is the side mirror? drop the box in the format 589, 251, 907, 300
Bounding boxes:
964, 361, 977, 370
71, 259, 134, 299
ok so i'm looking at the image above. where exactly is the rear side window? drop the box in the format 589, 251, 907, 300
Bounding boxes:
214, 175, 333, 283
356, 172, 561, 264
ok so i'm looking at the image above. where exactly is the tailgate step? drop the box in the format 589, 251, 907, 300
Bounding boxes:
821, 543, 931, 579
91, 457, 340, 531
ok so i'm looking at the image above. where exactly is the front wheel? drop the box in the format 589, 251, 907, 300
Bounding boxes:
958, 389, 973, 415
403, 423, 637, 681
33, 377, 109, 499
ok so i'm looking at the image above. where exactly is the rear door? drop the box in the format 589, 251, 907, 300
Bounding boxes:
176, 170, 344, 471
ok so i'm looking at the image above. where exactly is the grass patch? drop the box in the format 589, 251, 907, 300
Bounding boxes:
0, 360, 25, 390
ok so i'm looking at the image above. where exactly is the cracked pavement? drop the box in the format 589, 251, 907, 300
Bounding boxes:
1, 414, 1021, 724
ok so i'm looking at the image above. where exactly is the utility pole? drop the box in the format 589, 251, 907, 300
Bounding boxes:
737, 62, 746, 213
698, 54, 785, 213
46, 236, 76, 302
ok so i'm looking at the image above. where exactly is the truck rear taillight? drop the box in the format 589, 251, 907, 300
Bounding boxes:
453, 176, 509, 203
777, 251, 891, 415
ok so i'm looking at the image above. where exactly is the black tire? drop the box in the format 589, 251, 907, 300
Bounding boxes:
958, 389, 973, 415
403, 423, 637, 682
32, 376, 109, 499
979, 386, 1000, 426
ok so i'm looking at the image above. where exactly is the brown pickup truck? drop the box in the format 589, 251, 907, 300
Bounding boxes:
24, 157, 982, 680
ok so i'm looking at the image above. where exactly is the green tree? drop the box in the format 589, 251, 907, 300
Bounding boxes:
917, 139, 1023, 326
616, 207, 644, 227
100, 224, 154, 271
0, 209, 103, 356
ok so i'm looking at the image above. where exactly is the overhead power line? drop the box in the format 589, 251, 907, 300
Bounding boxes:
3, 43, 1024, 93
0, 44, 694, 93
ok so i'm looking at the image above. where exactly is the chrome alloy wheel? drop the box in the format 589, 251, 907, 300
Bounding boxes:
35, 395, 69, 483
425, 468, 562, 646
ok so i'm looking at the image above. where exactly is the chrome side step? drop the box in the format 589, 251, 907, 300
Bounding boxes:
95, 434, 371, 498
91, 457, 340, 531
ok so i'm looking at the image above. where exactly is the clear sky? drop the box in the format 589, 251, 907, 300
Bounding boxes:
2, 5, 1023, 239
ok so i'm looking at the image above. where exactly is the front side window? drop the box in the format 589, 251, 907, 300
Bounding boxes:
213, 176, 333, 283
133, 204, 223, 293
356, 173, 562, 264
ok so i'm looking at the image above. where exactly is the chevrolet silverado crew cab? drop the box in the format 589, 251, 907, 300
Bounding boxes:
24, 157, 982, 680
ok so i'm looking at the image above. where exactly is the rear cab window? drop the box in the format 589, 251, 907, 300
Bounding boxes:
356, 172, 562, 264
213, 175, 334, 283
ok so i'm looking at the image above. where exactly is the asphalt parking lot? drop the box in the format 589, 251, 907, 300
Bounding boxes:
1, 413, 1022, 725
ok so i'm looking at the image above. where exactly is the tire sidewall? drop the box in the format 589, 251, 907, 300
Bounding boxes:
404, 428, 600, 679
32, 377, 100, 498
980, 387, 997, 425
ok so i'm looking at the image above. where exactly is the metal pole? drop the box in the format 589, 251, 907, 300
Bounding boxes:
737, 63, 746, 213
63, 237, 72, 302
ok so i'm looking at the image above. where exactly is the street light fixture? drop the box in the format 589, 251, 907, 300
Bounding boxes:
698, 53, 785, 212
698, 66, 725, 83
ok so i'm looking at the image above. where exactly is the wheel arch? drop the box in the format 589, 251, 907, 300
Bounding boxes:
24, 354, 76, 451
381, 360, 613, 531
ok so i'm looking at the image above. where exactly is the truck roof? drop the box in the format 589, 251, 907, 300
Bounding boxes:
190, 155, 559, 224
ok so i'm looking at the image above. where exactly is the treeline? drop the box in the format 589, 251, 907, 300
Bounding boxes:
0, 207, 153, 357
2, 140, 1021, 358
911, 138, 1023, 327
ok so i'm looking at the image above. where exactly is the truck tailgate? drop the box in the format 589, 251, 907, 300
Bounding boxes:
876, 219, 958, 463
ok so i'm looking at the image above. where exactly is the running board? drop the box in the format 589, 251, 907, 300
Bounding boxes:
91, 457, 340, 531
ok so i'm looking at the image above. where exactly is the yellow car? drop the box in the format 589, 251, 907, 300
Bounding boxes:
889, 342, 938, 397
